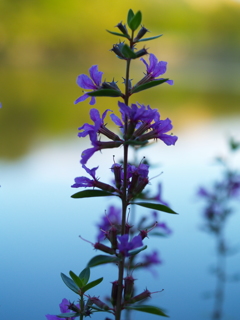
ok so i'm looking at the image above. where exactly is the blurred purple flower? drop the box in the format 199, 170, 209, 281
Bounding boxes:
96, 205, 121, 241
71, 165, 98, 188
75, 65, 103, 105
45, 298, 79, 320
117, 234, 143, 257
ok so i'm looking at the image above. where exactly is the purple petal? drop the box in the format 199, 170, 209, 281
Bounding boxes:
159, 134, 178, 146
152, 61, 167, 77
82, 164, 99, 178
89, 65, 103, 87
76, 74, 96, 90
131, 235, 143, 249
89, 96, 96, 105
80, 147, 98, 165
74, 93, 90, 104
59, 298, 70, 313
110, 114, 123, 127
148, 53, 158, 73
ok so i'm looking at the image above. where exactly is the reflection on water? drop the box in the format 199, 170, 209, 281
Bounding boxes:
1, 117, 240, 320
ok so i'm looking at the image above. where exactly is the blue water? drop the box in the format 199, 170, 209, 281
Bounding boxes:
1, 118, 240, 320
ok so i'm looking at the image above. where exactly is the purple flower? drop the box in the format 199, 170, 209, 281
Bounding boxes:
117, 234, 143, 257
45, 298, 79, 320
78, 108, 112, 141
96, 205, 121, 241
75, 65, 103, 105
140, 53, 173, 85
139, 116, 178, 146
71, 165, 98, 188
111, 101, 158, 132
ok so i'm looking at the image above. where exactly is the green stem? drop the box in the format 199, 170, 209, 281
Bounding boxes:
80, 295, 84, 320
115, 30, 134, 320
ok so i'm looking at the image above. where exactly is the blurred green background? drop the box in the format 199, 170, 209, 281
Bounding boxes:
0, 0, 240, 159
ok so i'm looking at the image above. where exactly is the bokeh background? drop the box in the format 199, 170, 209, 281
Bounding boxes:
1, 0, 240, 319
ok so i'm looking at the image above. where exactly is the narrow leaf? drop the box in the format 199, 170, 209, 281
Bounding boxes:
57, 312, 79, 318
106, 30, 130, 39
128, 11, 142, 31
132, 79, 168, 94
127, 9, 134, 27
125, 305, 169, 317
88, 89, 122, 97
60, 273, 79, 294
122, 44, 137, 59
129, 245, 147, 256
131, 202, 178, 214
71, 189, 115, 199
69, 270, 83, 288
87, 255, 120, 267
82, 277, 103, 293
137, 34, 163, 42
79, 267, 90, 286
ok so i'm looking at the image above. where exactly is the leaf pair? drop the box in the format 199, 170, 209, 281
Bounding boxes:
61, 267, 103, 295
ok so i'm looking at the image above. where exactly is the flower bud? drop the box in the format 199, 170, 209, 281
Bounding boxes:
134, 26, 149, 41
94, 180, 117, 193
135, 48, 148, 58
90, 297, 110, 311
116, 22, 129, 36
127, 289, 151, 304
111, 163, 122, 190
108, 225, 118, 250
111, 42, 126, 60
124, 276, 135, 301
94, 242, 115, 255
111, 280, 119, 306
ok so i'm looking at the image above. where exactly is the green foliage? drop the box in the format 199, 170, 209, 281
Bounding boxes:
82, 277, 103, 293
88, 89, 123, 97
60, 273, 79, 294
87, 254, 121, 267
128, 245, 147, 256
79, 267, 90, 286
71, 189, 116, 199
122, 44, 137, 59
132, 79, 169, 94
131, 202, 178, 214
137, 34, 163, 42
125, 305, 169, 317
127, 10, 142, 31
106, 30, 130, 39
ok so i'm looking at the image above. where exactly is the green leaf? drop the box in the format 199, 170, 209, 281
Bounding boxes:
106, 30, 130, 39
151, 232, 169, 237
82, 277, 103, 293
87, 255, 120, 267
137, 34, 163, 42
57, 312, 79, 318
129, 245, 147, 256
127, 9, 134, 27
132, 79, 169, 94
79, 267, 90, 286
69, 270, 83, 288
71, 189, 115, 199
122, 44, 137, 59
88, 89, 122, 97
60, 273, 79, 294
128, 11, 142, 31
131, 202, 178, 214
125, 305, 169, 317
